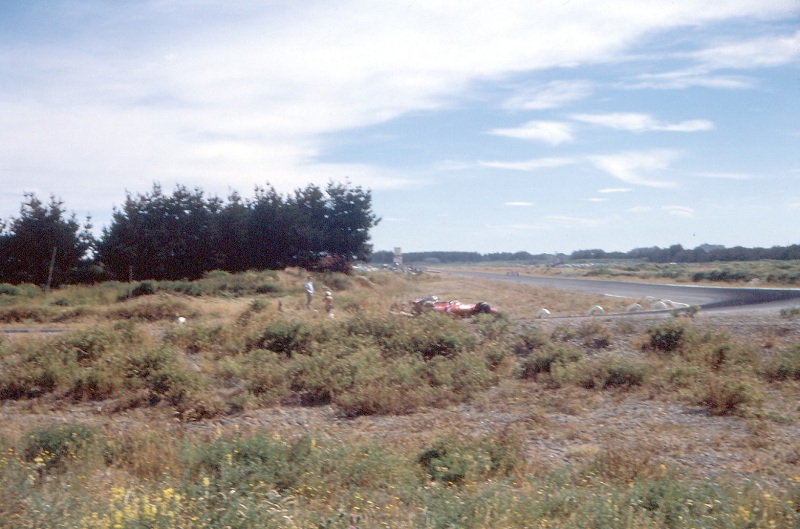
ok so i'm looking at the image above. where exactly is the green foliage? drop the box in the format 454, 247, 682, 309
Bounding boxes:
513, 325, 552, 356
761, 344, 800, 381
0, 193, 94, 286
21, 423, 95, 473
516, 343, 583, 380
472, 312, 512, 341
699, 376, 761, 415
122, 345, 204, 408
418, 433, 522, 486
96, 181, 378, 282
554, 356, 647, 390
107, 297, 192, 322
643, 319, 689, 354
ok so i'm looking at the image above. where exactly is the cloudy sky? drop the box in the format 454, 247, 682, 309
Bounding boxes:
1, 1, 798, 255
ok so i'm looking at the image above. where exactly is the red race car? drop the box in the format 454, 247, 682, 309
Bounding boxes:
411, 296, 497, 317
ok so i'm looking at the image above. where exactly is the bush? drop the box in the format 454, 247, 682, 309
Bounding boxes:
516, 344, 583, 380
254, 320, 312, 356
513, 325, 552, 356
418, 433, 522, 486
552, 356, 646, 390
700, 376, 761, 415
762, 344, 800, 381
21, 423, 95, 473
108, 297, 193, 322
643, 319, 689, 354
130, 281, 157, 297
0, 283, 20, 296
122, 345, 203, 407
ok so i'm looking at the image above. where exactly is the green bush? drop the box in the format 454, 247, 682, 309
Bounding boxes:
0, 283, 20, 296
122, 345, 203, 407
516, 344, 583, 380
644, 319, 689, 354
552, 356, 646, 390
418, 433, 522, 486
513, 325, 552, 355
254, 320, 312, 356
21, 423, 95, 473
761, 344, 800, 381
700, 376, 761, 415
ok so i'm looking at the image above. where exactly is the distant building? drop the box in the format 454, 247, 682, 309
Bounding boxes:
393, 247, 403, 266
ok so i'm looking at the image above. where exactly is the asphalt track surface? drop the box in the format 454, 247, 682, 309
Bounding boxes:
448, 271, 800, 313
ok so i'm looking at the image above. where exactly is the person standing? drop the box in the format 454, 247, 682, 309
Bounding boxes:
304, 276, 314, 309
323, 290, 334, 317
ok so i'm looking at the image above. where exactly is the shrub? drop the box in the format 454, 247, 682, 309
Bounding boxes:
21, 423, 95, 473
552, 356, 646, 390
473, 312, 512, 341
643, 319, 689, 354
254, 320, 312, 356
513, 325, 552, 356
130, 281, 157, 297
575, 320, 613, 349
108, 297, 192, 322
418, 433, 522, 486
0, 283, 20, 296
516, 344, 583, 380
761, 344, 800, 381
700, 376, 761, 415
122, 345, 203, 407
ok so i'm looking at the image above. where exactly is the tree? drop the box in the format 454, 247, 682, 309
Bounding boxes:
97, 184, 222, 281
0, 193, 93, 286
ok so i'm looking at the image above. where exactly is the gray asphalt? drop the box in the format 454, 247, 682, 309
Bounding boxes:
449, 271, 800, 312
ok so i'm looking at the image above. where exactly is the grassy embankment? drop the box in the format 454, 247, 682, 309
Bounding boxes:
0, 268, 799, 528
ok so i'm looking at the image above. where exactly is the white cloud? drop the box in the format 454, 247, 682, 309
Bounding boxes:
629, 205, 694, 217
626, 69, 754, 90
571, 113, 713, 132
505, 201, 533, 207
504, 80, 593, 110
694, 172, 751, 180
588, 150, 679, 188
479, 158, 575, 171
587, 198, 609, 202
625, 31, 799, 90
546, 215, 610, 228
598, 188, 632, 193
489, 121, 574, 145
691, 30, 800, 70
663, 205, 694, 218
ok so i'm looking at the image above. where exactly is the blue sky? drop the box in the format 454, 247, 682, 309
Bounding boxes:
1, 1, 798, 255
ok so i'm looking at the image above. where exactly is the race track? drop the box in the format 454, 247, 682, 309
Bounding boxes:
449, 271, 800, 313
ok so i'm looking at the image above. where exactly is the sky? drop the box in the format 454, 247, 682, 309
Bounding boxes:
0, 1, 798, 255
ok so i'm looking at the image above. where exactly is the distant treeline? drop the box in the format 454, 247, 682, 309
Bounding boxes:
0, 181, 378, 286
372, 243, 800, 265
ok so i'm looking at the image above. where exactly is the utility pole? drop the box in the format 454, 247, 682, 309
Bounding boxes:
45, 246, 57, 295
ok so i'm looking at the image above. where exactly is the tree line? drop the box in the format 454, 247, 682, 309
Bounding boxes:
0, 181, 379, 286
373, 243, 800, 266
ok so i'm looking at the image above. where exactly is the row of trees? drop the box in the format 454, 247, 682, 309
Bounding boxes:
374, 244, 800, 267
0, 181, 379, 286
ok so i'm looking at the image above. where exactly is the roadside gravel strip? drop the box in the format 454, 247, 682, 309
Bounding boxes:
447, 270, 800, 313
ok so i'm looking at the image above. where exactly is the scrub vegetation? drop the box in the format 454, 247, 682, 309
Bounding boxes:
0, 268, 799, 528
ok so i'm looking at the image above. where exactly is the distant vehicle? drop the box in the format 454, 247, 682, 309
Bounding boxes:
411, 296, 497, 317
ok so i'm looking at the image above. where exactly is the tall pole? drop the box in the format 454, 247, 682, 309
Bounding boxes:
45, 246, 57, 295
